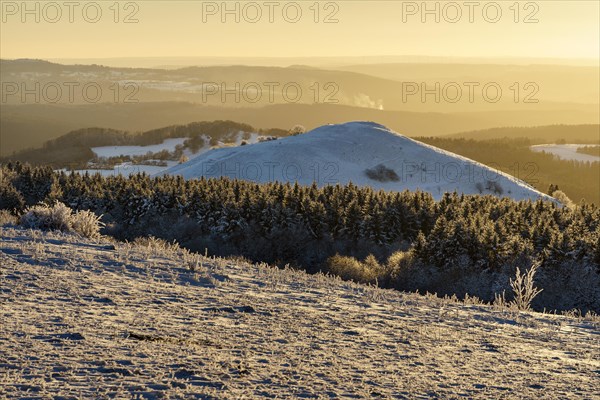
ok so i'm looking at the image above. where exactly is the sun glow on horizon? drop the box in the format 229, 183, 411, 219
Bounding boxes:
1, 1, 598, 62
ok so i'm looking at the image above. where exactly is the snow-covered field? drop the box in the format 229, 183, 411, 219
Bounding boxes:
92, 138, 188, 158
530, 144, 600, 162
1, 227, 598, 399
163, 122, 551, 201
78, 133, 265, 177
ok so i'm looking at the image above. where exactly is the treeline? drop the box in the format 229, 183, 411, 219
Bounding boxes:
2, 121, 289, 169
417, 137, 600, 205
577, 146, 600, 157
447, 124, 600, 143
1, 163, 598, 312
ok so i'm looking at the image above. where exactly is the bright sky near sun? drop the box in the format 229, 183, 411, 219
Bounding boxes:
1, 1, 598, 60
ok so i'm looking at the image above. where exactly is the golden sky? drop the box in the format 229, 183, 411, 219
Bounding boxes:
1, 1, 598, 60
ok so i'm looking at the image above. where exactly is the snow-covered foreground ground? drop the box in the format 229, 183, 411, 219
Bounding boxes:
530, 144, 600, 162
1, 227, 598, 399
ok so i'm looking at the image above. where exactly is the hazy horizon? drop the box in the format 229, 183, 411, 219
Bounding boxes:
37, 55, 600, 69
2, 1, 598, 61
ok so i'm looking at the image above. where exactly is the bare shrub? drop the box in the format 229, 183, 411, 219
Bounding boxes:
21, 202, 73, 232
327, 254, 382, 284
551, 190, 575, 209
290, 124, 306, 135
386, 250, 417, 285
510, 262, 543, 311
365, 164, 400, 182
463, 293, 485, 306
20, 202, 103, 238
70, 209, 103, 239
493, 291, 508, 310
133, 235, 181, 256
387, 250, 414, 272
0, 210, 18, 226
387, 250, 441, 289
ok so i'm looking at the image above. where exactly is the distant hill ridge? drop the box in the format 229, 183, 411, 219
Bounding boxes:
1, 121, 287, 167
446, 124, 600, 143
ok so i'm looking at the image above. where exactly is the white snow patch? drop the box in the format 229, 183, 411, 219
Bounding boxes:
92, 138, 187, 158
530, 144, 600, 162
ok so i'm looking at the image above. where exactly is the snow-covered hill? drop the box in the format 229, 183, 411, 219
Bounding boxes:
162, 121, 551, 201
1, 227, 598, 398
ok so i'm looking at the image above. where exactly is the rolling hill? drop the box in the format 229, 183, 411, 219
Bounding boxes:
4, 101, 597, 156
4, 59, 597, 111
335, 63, 600, 105
162, 121, 551, 201
2, 57, 599, 155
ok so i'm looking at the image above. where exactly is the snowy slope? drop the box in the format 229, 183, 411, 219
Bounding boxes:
1, 227, 598, 398
162, 121, 551, 201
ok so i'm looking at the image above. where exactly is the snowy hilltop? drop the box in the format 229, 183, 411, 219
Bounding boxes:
161, 121, 551, 201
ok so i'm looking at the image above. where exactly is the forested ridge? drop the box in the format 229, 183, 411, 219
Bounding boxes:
417, 137, 600, 204
577, 145, 600, 157
1, 121, 288, 168
2, 163, 598, 311
446, 124, 600, 143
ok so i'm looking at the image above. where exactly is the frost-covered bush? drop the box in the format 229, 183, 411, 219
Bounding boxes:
327, 254, 383, 284
387, 250, 415, 272
385, 250, 435, 290
20, 202, 103, 238
365, 164, 400, 182
551, 190, 575, 209
509, 262, 543, 311
132, 235, 181, 256
0, 210, 18, 226
21, 202, 72, 231
70, 209, 104, 239
290, 124, 306, 136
